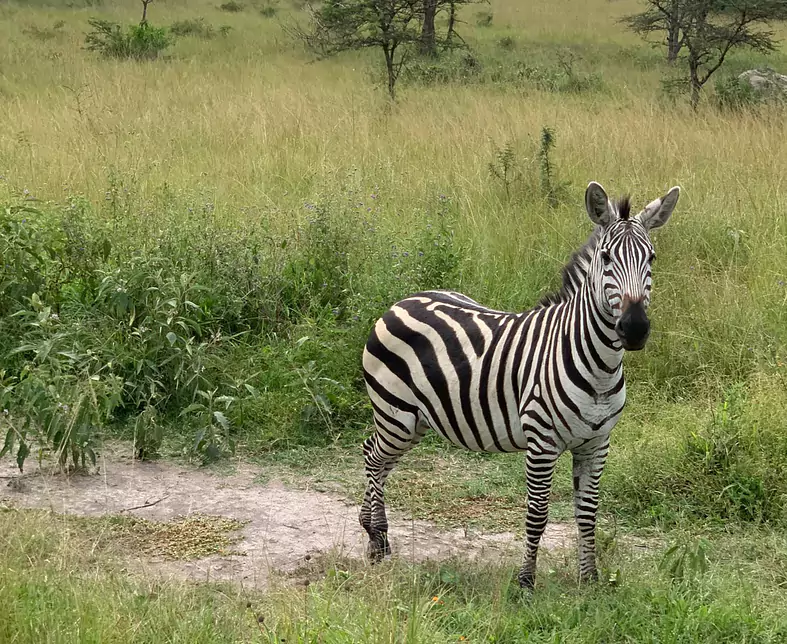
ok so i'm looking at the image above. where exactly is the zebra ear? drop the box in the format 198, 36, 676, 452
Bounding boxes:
585, 181, 614, 226
637, 186, 681, 231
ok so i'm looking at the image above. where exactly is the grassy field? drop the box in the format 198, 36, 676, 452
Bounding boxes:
1, 0, 787, 640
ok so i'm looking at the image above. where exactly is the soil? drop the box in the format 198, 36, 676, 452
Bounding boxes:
0, 443, 576, 589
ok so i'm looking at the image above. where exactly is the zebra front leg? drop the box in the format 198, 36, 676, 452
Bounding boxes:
518, 448, 559, 590
571, 437, 610, 584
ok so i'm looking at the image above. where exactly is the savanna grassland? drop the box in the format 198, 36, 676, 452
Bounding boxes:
1, 0, 787, 641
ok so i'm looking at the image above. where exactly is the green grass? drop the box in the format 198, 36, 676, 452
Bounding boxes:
2, 507, 787, 642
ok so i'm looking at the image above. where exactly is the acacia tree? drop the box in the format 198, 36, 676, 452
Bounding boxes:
420, 0, 438, 55
624, 0, 787, 108
622, 0, 686, 62
419, 0, 476, 55
303, 0, 423, 100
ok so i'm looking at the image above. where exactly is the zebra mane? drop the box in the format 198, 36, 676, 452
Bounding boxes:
536, 227, 602, 307
536, 196, 630, 308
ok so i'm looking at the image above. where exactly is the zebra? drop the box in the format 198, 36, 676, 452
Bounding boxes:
358, 181, 680, 589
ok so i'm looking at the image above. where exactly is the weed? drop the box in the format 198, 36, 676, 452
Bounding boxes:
538, 126, 569, 208
660, 537, 711, 584
488, 141, 522, 201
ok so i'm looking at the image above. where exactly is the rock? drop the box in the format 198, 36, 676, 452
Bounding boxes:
738, 68, 787, 96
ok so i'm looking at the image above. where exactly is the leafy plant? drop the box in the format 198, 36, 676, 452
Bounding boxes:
2, 294, 123, 471
660, 537, 711, 584
181, 388, 238, 463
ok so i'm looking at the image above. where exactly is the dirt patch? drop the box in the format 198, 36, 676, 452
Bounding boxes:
0, 444, 575, 588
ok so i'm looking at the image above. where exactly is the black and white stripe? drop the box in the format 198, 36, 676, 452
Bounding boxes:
359, 181, 680, 589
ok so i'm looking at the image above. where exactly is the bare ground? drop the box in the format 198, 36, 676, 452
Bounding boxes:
0, 443, 576, 589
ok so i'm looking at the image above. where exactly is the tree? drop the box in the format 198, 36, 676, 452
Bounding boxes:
420, 0, 438, 56
300, 0, 423, 100
622, 0, 685, 63
296, 0, 479, 99
140, 0, 154, 25
624, 0, 787, 108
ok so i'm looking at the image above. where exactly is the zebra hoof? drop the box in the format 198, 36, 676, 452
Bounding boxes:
516, 569, 535, 591
366, 533, 391, 563
579, 569, 600, 585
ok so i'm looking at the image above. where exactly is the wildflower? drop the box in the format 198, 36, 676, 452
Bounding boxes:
458, 637, 466, 642
432, 596, 439, 602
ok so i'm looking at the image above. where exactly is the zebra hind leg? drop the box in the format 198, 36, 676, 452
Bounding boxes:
360, 413, 423, 563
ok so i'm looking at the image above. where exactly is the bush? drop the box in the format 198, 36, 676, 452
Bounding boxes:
476, 10, 493, 26
170, 18, 215, 39
605, 379, 787, 528
23, 20, 66, 41
497, 36, 516, 51
219, 1, 244, 11
259, 2, 277, 17
402, 52, 482, 85
714, 75, 765, 111
85, 19, 171, 60
0, 186, 464, 469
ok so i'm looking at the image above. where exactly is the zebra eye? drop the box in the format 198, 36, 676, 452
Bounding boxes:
649, 253, 656, 263
601, 250, 612, 265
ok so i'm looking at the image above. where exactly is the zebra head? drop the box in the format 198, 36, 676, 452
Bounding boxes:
584, 181, 681, 352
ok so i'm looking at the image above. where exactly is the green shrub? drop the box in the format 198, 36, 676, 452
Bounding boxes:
605, 379, 787, 528
259, 2, 277, 17
219, 0, 244, 11
714, 75, 764, 111
476, 10, 493, 26
170, 18, 215, 38
85, 19, 171, 60
0, 185, 466, 468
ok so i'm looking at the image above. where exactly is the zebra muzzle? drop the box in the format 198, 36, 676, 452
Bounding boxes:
616, 298, 650, 351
